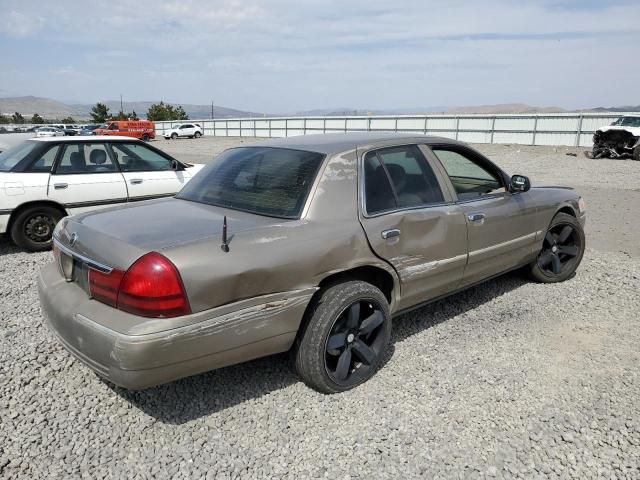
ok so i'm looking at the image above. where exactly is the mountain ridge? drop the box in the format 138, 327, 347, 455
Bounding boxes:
1, 96, 639, 120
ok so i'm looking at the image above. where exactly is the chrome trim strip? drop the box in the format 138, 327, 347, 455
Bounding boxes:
53, 239, 113, 273
468, 232, 537, 258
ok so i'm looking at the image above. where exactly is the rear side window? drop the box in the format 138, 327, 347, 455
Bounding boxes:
29, 145, 60, 172
177, 147, 324, 219
110, 143, 172, 171
0, 141, 39, 172
56, 144, 117, 174
364, 145, 444, 215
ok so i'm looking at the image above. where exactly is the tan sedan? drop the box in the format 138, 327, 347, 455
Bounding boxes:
38, 133, 586, 393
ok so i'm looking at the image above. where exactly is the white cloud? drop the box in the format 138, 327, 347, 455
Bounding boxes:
1, 0, 639, 110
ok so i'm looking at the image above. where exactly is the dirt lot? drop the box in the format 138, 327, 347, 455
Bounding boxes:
1, 136, 639, 479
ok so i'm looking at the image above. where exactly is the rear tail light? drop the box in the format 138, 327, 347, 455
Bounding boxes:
89, 268, 124, 308
88, 252, 190, 318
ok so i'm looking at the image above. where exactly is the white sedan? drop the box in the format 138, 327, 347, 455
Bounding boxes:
163, 123, 203, 139
0, 136, 204, 251
36, 127, 65, 138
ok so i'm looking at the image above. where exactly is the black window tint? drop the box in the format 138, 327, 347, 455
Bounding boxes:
364, 152, 396, 214
111, 143, 172, 171
364, 145, 444, 214
177, 147, 324, 219
56, 143, 116, 174
376, 145, 444, 207
29, 145, 60, 172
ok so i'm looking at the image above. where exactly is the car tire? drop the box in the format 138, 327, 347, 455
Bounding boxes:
142, 134, 149, 142
295, 280, 391, 393
633, 146, 640, 161
194, 131, 202, 138
10, 205, 64, 252
171, 133, 178, 140
528, 212, 585, 283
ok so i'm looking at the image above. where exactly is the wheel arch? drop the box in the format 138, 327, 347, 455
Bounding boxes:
7, 200, 68, 233
556, 204, 577, 218
293, 264, 397, 349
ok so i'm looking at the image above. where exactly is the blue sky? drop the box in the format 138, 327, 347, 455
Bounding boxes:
0, 0, 638, 112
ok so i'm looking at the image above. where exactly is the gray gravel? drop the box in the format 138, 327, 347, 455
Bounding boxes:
1, 142, 640, 479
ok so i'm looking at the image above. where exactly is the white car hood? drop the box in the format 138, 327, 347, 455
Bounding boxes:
597, 125, 640, 136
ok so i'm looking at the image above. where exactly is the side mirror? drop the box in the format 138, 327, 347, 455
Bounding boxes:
510, 174, 531, 193
171, 159, 182, 171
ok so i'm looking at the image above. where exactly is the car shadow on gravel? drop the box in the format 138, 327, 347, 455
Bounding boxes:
114, 270, 529, 425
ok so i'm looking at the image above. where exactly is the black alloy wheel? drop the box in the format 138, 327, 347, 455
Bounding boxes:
537, 223, 580, 275
295, 280, 391, 393
529, 212, 585, 283
325, 299, 386, 384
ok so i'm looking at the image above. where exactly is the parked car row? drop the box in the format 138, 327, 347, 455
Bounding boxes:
8, 132, 587, 395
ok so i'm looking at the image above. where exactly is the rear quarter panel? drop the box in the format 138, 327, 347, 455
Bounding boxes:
161, 149, 400, 314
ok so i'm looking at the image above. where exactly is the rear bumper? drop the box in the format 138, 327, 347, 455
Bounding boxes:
38, 262, 314, 389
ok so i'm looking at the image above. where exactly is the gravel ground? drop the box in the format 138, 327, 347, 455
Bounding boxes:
1, 139, 640, 479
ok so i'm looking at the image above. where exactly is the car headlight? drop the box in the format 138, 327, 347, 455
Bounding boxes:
578, 197, 587, 213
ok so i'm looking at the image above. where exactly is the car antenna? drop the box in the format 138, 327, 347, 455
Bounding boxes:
221, 216, 230, 253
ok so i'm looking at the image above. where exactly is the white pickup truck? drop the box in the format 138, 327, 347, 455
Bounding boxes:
0, 136, 204, 251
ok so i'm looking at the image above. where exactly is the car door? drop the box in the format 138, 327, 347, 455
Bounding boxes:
180, 124, 194, 137
427, 145, 538, 286
358, 144, 468, 311
109, 142, 191, 200
47, 142, 128, 215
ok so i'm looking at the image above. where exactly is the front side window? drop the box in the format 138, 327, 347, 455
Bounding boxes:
29, 145, 61, 172
56, 143, 116, 174
432, 148, 504, 200
177, 147, 324, 219
110, 143, 173, 171
363, 145, 444, 215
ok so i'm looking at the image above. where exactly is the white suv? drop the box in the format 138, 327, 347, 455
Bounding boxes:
163, 123, 203, 140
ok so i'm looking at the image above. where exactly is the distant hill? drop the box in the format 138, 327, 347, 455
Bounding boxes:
445, 103, 567, 114
2, 96, 639, 121
586, 105, 640, 113
0, 96, 78, 118
0, 96, 263, 120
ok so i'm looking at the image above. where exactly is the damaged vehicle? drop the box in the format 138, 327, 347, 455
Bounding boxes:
38, 133, 586, 393
588, 115, 640, 160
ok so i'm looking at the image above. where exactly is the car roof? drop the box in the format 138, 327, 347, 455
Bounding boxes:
248, 132, 464, 155
28, 135, 138, 142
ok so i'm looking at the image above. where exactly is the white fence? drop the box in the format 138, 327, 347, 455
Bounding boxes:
154, 113, 630, 147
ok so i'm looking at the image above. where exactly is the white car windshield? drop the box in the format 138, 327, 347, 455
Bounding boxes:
0, 141, 39, 172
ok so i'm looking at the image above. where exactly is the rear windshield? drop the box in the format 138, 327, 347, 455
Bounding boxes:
0, 141, 39, 172
177, 147, 325, 219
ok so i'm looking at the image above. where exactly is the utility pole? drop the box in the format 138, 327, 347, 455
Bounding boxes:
120, 94, 124, 117
211, 100, 214, 119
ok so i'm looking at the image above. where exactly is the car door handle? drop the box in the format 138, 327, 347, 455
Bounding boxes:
381, 229, 401, 240
53, 183, 68, 190
130, 178, 143, 184
467, 213, 486, 222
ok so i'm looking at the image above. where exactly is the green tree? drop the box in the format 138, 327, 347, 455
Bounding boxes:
61, 116, 76, 124
31, 113, 45, 124
12, 112, 25, 124
90, 102, 110, 123
146, 102, 189, 121
173, 105, 189, 120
